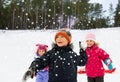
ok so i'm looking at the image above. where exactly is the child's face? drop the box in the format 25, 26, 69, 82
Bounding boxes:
86, 40, 95, 47
56, 35, 68, 47
38, 49, 46, 56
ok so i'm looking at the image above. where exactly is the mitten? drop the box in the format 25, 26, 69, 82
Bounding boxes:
79, 41, 86, 57
22, 69, 34, 82
79, 49, 86, 57
80, 48, 85, 53
22, 59, 41, 82
29, 61, 40, 75
104, 58, 113, 70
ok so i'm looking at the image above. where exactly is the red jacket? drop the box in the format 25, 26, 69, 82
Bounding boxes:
85, 44, 110, 77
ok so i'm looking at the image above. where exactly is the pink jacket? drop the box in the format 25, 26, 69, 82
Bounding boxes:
85, 44, 109, 77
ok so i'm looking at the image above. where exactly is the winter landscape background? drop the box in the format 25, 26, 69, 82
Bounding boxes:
0, 27, 120, 82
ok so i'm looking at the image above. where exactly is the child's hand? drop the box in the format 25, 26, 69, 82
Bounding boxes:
80, 48, 84, 53
108, 63, 113, 70
104, 58, 113, 70
79, 41, 85, 55
22, 69, 35, 82
104, 58, 112, 66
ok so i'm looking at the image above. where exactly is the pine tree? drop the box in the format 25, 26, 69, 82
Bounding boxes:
114, 0, 120, 27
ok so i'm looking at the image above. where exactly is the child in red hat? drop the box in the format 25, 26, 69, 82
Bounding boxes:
36, 44, 48, 56
34, 44, 49, 82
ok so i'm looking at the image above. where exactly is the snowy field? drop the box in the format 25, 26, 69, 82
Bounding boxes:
0, 27, 120, 82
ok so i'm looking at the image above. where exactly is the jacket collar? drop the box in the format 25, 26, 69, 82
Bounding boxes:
86, 44, 98, 50
53, 44, 72, 52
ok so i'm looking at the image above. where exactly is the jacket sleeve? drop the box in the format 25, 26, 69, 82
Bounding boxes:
98, 48, 110, 61
29, 51, 50, 71
77, 49, 88, 66
98, 48, 114, 70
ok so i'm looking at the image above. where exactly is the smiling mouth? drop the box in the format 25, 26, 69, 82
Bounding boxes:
57, 42, 63, 44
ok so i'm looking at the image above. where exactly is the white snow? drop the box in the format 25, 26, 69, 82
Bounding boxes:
0, 28, 120, 82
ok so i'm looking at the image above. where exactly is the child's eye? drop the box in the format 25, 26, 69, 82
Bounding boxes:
90, 40, 92, 42
86, 40, 89, 42
60, 36, 64, 38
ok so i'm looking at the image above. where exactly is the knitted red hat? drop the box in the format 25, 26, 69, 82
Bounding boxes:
36, 44, 48, 53
54, 30, 71, 43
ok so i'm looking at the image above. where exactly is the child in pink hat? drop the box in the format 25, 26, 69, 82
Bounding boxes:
34, 44, 49, 82
85, 33, 115, 82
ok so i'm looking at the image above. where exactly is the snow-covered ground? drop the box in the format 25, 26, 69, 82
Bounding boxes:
0, 27, 120, 82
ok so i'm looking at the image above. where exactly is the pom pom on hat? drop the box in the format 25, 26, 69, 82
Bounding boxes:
86, 33, 96, 41
36, 44, 48, 53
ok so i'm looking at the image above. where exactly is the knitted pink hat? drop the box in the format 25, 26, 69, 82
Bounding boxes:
36, 44, 48, 53
86, 33, 96, 41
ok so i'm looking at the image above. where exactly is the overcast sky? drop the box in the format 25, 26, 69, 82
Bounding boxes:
90, 0, 118, 15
